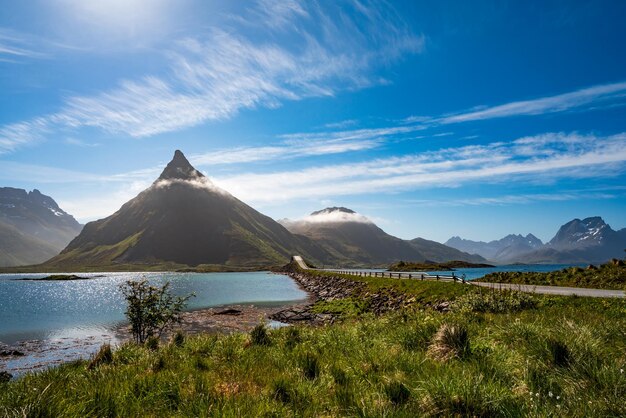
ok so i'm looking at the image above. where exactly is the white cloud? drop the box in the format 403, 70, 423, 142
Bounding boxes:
189, 124, 423, 166
440, 81, 626, 123
153, 177, 230, 196
281, 209, 373, 228
0, 1, 423, 151
403, 191, 620, 208
213, 132, 626, 202
0, 28, 47, 61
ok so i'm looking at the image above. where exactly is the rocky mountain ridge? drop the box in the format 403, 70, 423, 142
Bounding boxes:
446, 216, 626, 264
0, 188, 82, 266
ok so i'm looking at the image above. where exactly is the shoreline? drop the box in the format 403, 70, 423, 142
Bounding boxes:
0, 297, 316, 377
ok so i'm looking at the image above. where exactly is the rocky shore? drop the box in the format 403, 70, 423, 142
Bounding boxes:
270, 266, 445, 324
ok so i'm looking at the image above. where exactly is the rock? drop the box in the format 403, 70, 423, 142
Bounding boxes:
0, 349, 24, 357
214, 309, 242, 316
433, 302, 451, 312
0, 371, 12, 383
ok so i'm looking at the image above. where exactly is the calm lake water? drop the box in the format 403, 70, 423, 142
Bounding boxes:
418, 264, 585, 281
0, 271, 307, 346
326, 263, 583, 280
0, 265, 578, 375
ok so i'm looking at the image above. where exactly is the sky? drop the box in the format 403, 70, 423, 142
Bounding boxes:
1, 0, 625, 243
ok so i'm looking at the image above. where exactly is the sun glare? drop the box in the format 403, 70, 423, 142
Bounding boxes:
54, 0, 177, 46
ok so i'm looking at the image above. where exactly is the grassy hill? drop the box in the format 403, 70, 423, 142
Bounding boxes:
388, 260, 494, 271
476, 259, 626, 290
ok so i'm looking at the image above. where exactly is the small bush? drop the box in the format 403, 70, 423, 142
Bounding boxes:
193, 356, 209, 371
145, 335, 159, 351
547, 338, 570, 367
171, 330, 185, 347
251, 324, 272, 346
331, 365, 349, 386
299, 352, 320, 380
88, 343, 113, 369
455, 289, 538, 313
384, 381, 411, 405
152, 356, 166, 372
285, 327, 301, 349
272, 379, 292, 404
428, 323, 470, 361
119, 279, 194, 344
0, 371, 12, 383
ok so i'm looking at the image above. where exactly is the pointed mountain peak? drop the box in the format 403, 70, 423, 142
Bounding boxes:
310, 207, 356, 216
158, 150, 204, 181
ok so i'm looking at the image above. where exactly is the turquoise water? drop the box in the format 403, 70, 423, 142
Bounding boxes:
327, 263, 584, 280
419, 264, 585, 281
0, 271, 307, 345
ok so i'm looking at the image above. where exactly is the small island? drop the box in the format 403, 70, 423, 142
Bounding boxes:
388, 260, 495, 271
16, 274, 95, 281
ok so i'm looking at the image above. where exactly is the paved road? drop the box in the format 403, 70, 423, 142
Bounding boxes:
292, 255, 625, 298
471, 281, 625, 298
292, 255, 309, 270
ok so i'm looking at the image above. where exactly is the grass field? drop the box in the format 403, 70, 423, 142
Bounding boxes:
477, 260, 626, 290
1, 273, 625, 417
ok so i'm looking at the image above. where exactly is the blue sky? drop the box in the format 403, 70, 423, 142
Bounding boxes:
1, 0, 625, 243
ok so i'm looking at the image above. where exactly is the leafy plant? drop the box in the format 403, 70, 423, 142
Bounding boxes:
547, 338, 570, 367
384, 380, 411, 405
428, 323, 470, 361
455, 288, 538, 313
299, 351, 320, 380
250, 324, 271, 346
119, 279, 194, 344
88, 343, 113, 369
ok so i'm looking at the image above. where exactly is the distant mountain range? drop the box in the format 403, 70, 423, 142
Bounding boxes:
42, 151, 485, 269
446, 217, 626, 264
2, 151, 624, 269
0, 188, 82, 267
445, 234, 543, 263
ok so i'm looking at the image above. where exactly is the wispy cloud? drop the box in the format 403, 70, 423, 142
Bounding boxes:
0, 28, 47, 61
190, 136, 382, 166
322, 119, 360, 129
0, 0, 423, 152
403, 191, 621, 208
183, 79, 626, 167
440, 81, 626, 123
213, 132, 626, 202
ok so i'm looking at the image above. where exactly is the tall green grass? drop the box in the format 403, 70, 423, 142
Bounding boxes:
1, 295, 624, 417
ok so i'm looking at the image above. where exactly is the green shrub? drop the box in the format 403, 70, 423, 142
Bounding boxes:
88, 343, 113, 369
299, 351, 320, 380
284, 326, 301, 349
455, 289, 538, 313
151, 355, 166, 372
384, 380, 411, 405
119, 279, 194, 344
251, 324, 272, 346
330, 365, 349, 386
272, 378, 292, 404
428, 323, 470, 361
171, 330, 185, 347
547, 338, 570, 367
145, 335, 159, 351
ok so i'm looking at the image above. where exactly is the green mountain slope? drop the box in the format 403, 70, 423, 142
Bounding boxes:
281, 207, 487, 267
46, 151, 330, 269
